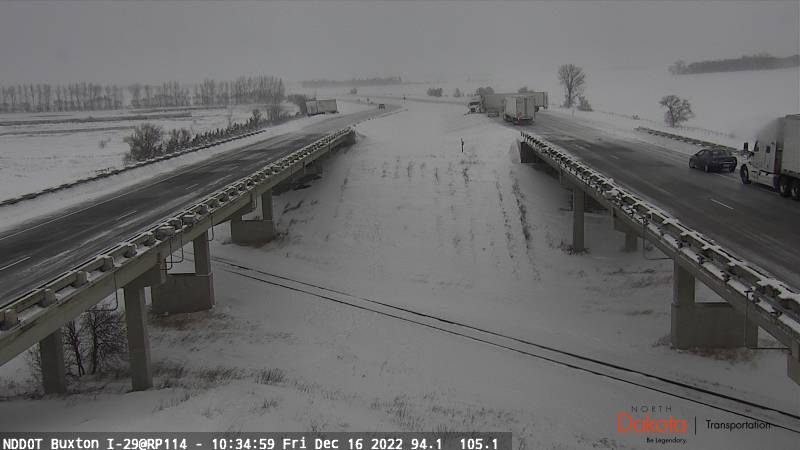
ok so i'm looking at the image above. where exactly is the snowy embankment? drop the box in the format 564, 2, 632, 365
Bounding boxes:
0, 101, 797, 448
0, 102, 372, 234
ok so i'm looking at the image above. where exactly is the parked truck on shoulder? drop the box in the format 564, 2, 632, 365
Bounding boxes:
740, 114, 800, 200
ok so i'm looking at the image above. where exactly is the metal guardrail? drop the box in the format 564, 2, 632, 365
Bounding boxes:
520, 131, 800, 349
635, 126, 738, 153
0, 127, 354, 365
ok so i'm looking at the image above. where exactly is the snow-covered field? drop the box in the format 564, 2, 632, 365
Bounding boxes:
0, 101, 366, 200
1, 101, 797, 448
318, 64, 798, 145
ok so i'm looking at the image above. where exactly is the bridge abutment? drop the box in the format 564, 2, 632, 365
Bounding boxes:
670, 260, 757, 349
519, 140, 543, 164
230, 189, 275, 245
151, 232, 215, 314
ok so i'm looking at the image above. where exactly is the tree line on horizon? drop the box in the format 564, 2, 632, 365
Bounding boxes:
669, 53, 799, 75
301, 76, 402, 88
0, 74, 285, 115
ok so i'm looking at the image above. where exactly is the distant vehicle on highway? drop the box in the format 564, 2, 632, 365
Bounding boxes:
689, 148, 737, 173
378, 103, 386, 109
740, 114, 800, 200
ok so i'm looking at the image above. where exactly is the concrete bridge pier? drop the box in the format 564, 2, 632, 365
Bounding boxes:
151, 232, 215, 314
122, 263, 165, 391
789, 341, 800, 384
230, 189, 275, 245
670, 260, 757, 349
572, 187, 585, 252
39, 329, 66, 394
613, 214, 639, 252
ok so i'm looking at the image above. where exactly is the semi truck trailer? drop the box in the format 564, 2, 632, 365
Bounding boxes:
503, 95, 536, 124
740, 114, 800, 200
478, 92, 548, 116
305, 99, 338, 116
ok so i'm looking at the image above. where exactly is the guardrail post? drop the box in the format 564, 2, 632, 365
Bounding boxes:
230, 189, 275, 245
123, 284, 152, 391
151, 231, 215, 314
671, 260, 757, 349
39, 330, 67, 394
572, 188, 585, 252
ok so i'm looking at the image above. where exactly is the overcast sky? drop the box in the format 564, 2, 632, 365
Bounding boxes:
0, 0, 797, 85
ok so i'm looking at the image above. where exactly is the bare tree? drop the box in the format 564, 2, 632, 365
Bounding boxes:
558, 64, 586, 108
659, 95, 694, 127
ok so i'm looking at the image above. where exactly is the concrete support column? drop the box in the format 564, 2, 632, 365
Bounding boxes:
789, 340, 800, 385
123, 285, 152, 391
39, 330, 67, 394
613, 215, 639, 252
572, 188, 585, 252
230, 190, 275, 245
624, 232, 638, 252
151, 232, 215, 314
671, 260, 757, 349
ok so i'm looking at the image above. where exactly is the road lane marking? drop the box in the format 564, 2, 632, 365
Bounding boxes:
115, 210, 138, 221
0, 256, 31, 272
185, 183, 199, 191
608, 154, 620, 160
710, 198, 734, 210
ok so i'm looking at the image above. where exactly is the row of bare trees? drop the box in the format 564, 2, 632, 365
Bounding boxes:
0, 83, 125, 113
0, 74, 286, 114
128, 81, 191, 109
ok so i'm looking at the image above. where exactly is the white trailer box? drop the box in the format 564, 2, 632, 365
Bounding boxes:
305, 100, 319, 116
781, 114, 800, 178
482, 91, 548, 114
503, 95, 535, 124
317, 99, 338, 114
529, 91, 548, 109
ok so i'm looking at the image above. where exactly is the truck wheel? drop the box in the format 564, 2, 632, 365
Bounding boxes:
792, 180, 800, 201
740, 166, 751, 184
779, 176, 791, 197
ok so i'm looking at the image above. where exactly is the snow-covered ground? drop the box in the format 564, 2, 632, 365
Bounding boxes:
0, 101, 364, 200
316, 64, 798, 144
1, 101, 797, 448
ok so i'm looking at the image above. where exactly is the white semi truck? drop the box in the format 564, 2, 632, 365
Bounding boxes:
503, 95, 536, 124
740, 114, 800, 200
